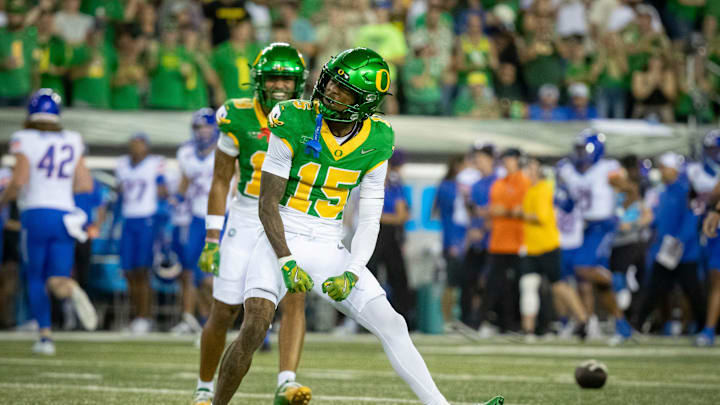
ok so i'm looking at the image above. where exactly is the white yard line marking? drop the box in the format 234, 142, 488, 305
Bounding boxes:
0, 382, 521, 405
420, 345, 720, 358
39, 372, 102, 380
4, 357, 720, 390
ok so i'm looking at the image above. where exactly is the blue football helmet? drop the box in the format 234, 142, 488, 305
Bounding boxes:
191, 108, 220, 151
702, 130, 720, 165
27, 88, 61, 122
573, 129, 606, 168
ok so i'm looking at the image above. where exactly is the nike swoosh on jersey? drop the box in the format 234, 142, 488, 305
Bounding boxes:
360, 148, 376, 155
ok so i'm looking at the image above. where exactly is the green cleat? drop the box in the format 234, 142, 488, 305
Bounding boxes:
274, 380, 312, 405
478, 395, 504, 405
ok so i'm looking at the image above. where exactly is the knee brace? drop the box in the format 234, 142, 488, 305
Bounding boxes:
519, 273, 542, 316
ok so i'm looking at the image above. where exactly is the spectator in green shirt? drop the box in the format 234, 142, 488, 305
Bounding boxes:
664, 0, 705, 43
211, 18, 260, 100
517, 3, 564, 100
402, 42, 445, 116
453, 14, 498, 87
355, 1, 408, 115
563, 36, 594, 89
453, 71, 501, 118
0, 3, 35, 106
590, 32, 630, 119
182, 26, 225, 110
70, 21, 114, 109
622, 6, 670, 77
111, 27, 145, 110
147, 24, 190, 109
32, 11, 69, 100
704, 0, 720, 38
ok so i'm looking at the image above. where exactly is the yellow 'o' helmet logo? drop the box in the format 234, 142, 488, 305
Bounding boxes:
375, 69, 390, 93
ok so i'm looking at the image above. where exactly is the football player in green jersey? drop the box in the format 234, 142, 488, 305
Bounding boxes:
193, 43, 311, 405
212, 48, 504, 405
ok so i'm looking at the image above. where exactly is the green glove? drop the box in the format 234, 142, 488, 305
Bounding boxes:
198, 241, 220, 276
280, 256, 314, 293
322, 271, 358, 302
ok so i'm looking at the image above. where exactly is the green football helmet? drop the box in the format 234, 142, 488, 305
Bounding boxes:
312, 47, 391, 123
252, 42, 308, 110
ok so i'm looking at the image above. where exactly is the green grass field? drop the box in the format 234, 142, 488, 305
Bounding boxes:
1, 332, 718, 404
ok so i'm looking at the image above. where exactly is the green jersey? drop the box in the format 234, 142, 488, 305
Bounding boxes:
32, 36, 69, 99
0, 27, 36, 98
212, 41, 261, 99
184, 53, 209, 110
71, 44, 114, 108
269, 100, 394, 220
217, 97, 274, 200
149, 45, 188, 109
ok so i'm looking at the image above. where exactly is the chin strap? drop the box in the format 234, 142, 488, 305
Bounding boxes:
305, 113, 323, 159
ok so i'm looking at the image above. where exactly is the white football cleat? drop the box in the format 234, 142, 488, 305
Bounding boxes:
192, 387, 213, 405
129, 317, 152, 335
71, 286, 98, 331
32, 340, 56, 356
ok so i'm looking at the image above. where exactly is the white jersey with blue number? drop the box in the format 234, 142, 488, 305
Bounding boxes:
10, 129, 84, 212
687, 162, 719, 205
177, 143, 215, 218
556, 205, 584, 250
115, 155, 165, 218
558, 158, 621, 221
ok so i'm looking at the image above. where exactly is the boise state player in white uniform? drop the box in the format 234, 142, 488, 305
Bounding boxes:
557, 131, 633, 344
691, 131, 720, 346
173, 109, 219, 333
115, 133, 167, 334
0, 89, 98, 355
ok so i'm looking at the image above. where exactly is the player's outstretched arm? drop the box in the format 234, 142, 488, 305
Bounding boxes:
258, 171, 291, 258
73, 156, 94, 193
198, 149, 235, 275
259, 170, 313, 293
704, 183, 720, 238
0, 153, 29, 206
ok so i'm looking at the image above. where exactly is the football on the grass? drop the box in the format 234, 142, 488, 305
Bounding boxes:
575, 359, 608, 388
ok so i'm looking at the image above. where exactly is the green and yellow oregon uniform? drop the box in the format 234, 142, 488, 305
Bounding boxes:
218, 97, 274, 199
269, 99, 394, 220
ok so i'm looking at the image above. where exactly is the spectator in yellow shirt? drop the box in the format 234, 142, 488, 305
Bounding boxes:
520, 157, 587, 341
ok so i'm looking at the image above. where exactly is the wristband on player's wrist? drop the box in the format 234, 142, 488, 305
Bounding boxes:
278, 255, 295, 269
205, 214, 225, 230
205, 237, 220, 244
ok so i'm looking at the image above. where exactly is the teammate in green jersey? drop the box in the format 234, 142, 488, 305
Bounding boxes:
193, 43, 311, 405
211, 47, 505, 405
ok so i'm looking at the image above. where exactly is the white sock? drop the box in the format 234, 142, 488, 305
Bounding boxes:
278, 370, 296, 387
352, 297, 449, 405
197, 378, 214, 392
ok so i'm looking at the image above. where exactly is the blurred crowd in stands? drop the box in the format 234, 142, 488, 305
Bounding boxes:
2, 0, 720, 122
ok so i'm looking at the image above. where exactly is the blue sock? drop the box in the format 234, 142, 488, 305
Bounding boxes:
27, 278, 51, 329
702, 326, 715, 336
40, 336, 52, 343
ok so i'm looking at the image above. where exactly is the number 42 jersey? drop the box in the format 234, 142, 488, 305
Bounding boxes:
10, 129, 85, 213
